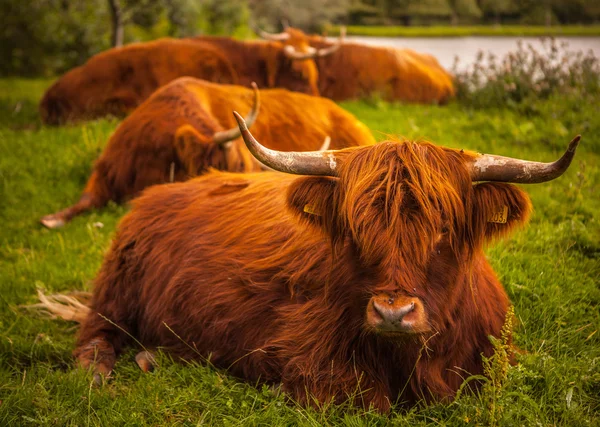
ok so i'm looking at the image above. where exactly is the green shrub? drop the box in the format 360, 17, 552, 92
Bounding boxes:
453, 37, 600, 110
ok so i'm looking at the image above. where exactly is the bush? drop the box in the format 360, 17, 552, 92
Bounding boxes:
0, 0, 110, 77
0, 0, 248, 78
453, 37, 600, 110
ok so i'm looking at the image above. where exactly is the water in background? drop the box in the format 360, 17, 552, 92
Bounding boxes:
335, 36, 600, 71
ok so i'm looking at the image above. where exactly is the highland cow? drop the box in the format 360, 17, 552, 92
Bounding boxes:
38, 111, 581, 410
40, 78, 375, 228
39, 36, 335, 125
258, 27, 455, 103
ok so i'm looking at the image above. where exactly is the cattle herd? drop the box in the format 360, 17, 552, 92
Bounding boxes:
36, 28, 581, 412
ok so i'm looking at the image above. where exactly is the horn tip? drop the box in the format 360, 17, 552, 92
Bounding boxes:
251, 82, 258, 90
232, 111, 247, 130
569, 135, 581, 151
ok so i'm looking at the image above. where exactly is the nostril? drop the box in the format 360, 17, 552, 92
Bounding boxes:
394, 302, 415, 320
372, 300, 386, 319
373, 300, 415, 323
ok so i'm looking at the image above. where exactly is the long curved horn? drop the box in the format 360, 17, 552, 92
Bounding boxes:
283, 32, 344, 60
256, 135, 332, 172
469, 135, 581, 183
315, 26, 345, 57
283, 45, 318, 60
255, 26, 290, 41
233, 111, 339, 176
213, 83, 261, 145
314, 40, 342, 57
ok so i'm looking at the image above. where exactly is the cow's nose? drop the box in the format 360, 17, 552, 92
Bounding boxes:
372, 300, 415, 324
366, 294, 430, 334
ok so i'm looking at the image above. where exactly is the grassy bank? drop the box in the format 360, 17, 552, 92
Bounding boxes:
0, 79, 599, 425
328, 24, 600, 37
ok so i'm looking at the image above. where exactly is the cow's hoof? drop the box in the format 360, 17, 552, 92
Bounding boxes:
93, 372, 103, 386
135, 350, 157, 373
92, 371, 111, 386
40, 215, 65, 229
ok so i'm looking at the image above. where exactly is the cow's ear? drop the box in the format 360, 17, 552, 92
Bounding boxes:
471, 182, 532, 242
286, 176, 339, 232
174, 124, 209, 173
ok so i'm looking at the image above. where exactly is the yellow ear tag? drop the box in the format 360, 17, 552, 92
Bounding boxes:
303, 204, 321, 216
488, 205, 508, 224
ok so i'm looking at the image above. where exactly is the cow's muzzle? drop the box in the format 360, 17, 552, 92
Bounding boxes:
40, 95, 71, 125
366, 294, 430, 334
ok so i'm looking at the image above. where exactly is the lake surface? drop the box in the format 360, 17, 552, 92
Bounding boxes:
336, 36, 600, 71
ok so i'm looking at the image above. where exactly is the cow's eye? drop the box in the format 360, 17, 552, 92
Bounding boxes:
441, 225, 449, 234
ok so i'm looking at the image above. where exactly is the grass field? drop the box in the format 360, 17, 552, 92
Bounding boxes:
0, 79, 599, 426
327, 25, 600, 38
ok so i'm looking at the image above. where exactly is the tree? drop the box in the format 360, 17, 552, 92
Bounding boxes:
389, 0, 453, 25
164, 0, 202, 37
405, 0, 453, 17
348, 0, 382, 25
479, 0, 518, 25
583, 0, 600, 22
249, 0, 349, 32
107, 0, 175, 47
198, 0, 250, 36
107, 0, 124, 47
448, 0, 482, 25
0, 0, 110, 77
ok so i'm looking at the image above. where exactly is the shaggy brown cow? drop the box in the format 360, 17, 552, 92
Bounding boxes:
40, 78, 375, 228
39, 36, 330, 125
38, 111, 580, 411
259, 27, 455, 103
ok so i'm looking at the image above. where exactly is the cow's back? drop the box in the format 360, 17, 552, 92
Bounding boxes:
91, 78, 225, 200
192, 36, 320, 96
178, 78, 376, 150
315, 43, 454, 103
40, 38, 240, 124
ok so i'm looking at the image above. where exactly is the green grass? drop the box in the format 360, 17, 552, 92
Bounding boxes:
1, 79, 599, 425
328, 24, 600, 38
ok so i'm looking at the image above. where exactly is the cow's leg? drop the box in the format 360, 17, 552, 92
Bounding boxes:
73, 310, 129, 383
41, 171, 106, 228
41, 193, 96, 228
74, 336, 117, 385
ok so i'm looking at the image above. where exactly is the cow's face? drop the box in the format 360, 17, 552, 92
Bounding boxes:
257, 29, 343, 96
40, 74, 79, 125
274, 51, 320, 96
174, 126, 254, 175
286, 142, 532, 336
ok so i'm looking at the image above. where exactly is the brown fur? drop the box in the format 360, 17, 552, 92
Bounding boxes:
41, 78, 375, 227
39, 37, 320, 125
70, 140, 532, 411
285, 29, 455, 103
